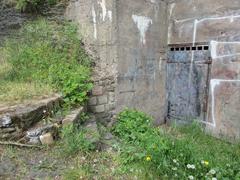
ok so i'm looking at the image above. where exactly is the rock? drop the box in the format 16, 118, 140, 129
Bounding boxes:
40, 133, 54, 145
103, 132, 114, 140
28, 136, 40, 145
83, 120, 100, 144
26, 128, 42, 138
25, 123, 59, 145
0, 115, 12, 128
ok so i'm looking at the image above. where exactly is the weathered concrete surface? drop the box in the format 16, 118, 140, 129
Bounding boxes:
66, 0, 168, 124
168, 0, 240, 140
206, 43, 240, 141
116, 0, 167, 124
168, 0, 240, 44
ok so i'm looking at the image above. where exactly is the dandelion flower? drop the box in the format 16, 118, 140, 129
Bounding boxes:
146, 156, 151, 161
204, 161, 209, 166
188, 175, 194, 180
209, 169, 216, 175
187, 164, 195, 169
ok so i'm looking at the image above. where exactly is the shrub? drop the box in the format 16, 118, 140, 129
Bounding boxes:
4, 19, 92, 106
113, 109, 240, 179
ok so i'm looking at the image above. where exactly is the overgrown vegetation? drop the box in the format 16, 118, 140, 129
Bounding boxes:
1, 19, 92, 106
1, 109, 240, 179
113, 109, 240, 179
0, 48, 55, 105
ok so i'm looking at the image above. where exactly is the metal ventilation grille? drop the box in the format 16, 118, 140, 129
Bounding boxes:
169, 44, 209, 52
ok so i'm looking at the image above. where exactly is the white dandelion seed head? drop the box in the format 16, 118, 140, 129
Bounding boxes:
209, 169, 216, 175
188, 175, 194, 180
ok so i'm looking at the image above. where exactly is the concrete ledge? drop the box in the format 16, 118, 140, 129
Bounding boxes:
0, 94, 63, 140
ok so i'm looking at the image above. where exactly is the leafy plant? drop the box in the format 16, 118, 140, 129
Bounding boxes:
112, 108, 153, 143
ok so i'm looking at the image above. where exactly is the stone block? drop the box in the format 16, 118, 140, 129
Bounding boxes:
98, 95, 108, 105
109, 92, 115, 102
92, 86, 103, 96
88, 97, 97, 106
93, 105, 105, 113
0, 116, 12, 128
105, 103, 115, 111
40, 133, 54, 145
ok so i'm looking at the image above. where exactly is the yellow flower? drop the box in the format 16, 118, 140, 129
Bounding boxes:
204, 161, 209, 166
146, 156, 151, 161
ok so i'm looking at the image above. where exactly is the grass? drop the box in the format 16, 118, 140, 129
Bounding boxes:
112, 109, 240, 179
0, 49, 55, 106
0, 122, 239, 179
0, 19, 92, 107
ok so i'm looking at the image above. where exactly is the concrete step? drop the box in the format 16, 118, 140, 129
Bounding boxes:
23, 107, 85, 145
0, 94, 62, 140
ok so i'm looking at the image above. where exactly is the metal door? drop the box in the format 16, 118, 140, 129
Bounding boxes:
167, 44, 211, 124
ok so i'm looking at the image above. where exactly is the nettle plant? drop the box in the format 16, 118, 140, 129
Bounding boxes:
4, 19, 93, 106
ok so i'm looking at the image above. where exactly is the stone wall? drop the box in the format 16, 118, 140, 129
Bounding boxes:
0, 2, 67, 45
167, 0, 240, 140
65, 0, 168, 125
0, 3, 29, 45
65, 0, 118, 126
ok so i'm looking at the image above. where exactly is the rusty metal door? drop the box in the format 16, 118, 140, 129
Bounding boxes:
167, 44, 211, 124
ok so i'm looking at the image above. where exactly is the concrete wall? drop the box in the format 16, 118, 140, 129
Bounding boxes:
66, 0, 240, 139
116, 0, 167, 124
168, 0, 240, 140
66, 0, 168, 125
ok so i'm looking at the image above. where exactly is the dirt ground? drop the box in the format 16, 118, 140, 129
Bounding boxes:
0, 144, 122, 180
